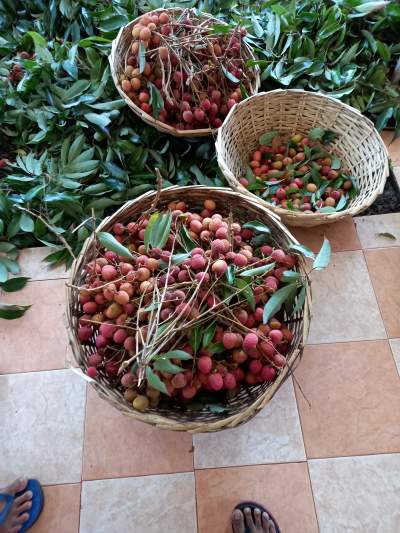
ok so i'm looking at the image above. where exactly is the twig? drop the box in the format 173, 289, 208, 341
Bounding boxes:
16, 206, 76, 259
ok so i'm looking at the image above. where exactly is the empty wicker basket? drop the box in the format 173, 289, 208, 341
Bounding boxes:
109, 7, 260, 138
66, 186, 311, 433
216, 89, 389, 227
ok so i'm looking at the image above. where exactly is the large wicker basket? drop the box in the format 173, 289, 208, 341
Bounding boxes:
109, 7, 260, 138
216, 89, 389, 227
66, 186, 311, 433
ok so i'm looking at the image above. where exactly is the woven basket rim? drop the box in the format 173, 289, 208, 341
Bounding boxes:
66, 185, 312, 432
109, 7, 260, 138
215, 89, 390, 226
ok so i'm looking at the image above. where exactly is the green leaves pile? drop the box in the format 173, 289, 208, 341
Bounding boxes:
0, 0, 398, 318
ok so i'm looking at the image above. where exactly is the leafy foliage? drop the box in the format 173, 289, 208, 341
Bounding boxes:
0, 0, 398, 281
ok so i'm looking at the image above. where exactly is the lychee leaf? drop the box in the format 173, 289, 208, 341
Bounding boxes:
148, 82, 164, 119
377, 232, 396, 240
189, 326, 202, 355
226, 264, 235, 284
263, 283, 298, 324
291, 285, 306, 316
288, 243, 315, 259
206, 403, 227, 413
139, 41, 146, 74
179, 225, 197, 252
242, 221, 271, 234
145, 367, 168, 395
335, 194, 347, 211
144, 212, 159, 252
150, 211, 172, 250
161, 350, 193, 360
281, 270, 300, 282
235, 278, 255, 311
97, 231, 133, 259
221, 64, 240, 84
203, 321, 217, 348
0, 304, 31, 320
207, 342, 225, 354
153, 359, 182, 374
259, 130, 279, 145
239, 262, 275, 278
331, 158, 341, 170
313, 237, 331, 270
0, 276, 30, 292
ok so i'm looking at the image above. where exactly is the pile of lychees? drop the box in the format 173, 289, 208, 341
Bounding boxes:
118, 9, 257, 130
76, 198, 302, 412
240, 129, 358, 213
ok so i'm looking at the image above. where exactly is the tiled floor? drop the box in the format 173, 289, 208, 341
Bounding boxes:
0, 143, 399, 532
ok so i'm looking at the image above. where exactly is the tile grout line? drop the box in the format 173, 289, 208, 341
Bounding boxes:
388, 340, 400, 379
78, 383, 89, 533
305, 460, 321, 533
361, 248, 390, 339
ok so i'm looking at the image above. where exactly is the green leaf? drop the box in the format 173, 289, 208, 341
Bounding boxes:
242, 221, 271, 234
313, 237, 331, 270
148, 82, 164, 119
288, 243, 315, 259
263, 283, 297, 324
335, 194, 347, 211
252, 14, 264, 37
259, 131, 279, 145
331, 158, 341, 170
245, 166, 255, 183
0, 304, 31, 320
206, 403, 227, 413
235, 278, 255, 311
226, 264, 235, 285
139, 41, 146, 74
239, 262, 275, 278
375, 107, 393, 131
377, 232, 396, 240
179, 225, 197, 252
84, 113, 111, 129
153, 359, 183, 374
0, 242, 17, 253
0, 277, 30, 292
0, 262, 7, 282
0, 257, 20, 275
64, 80, 91, 101
161, 350, 192, 360
203, 322, 216, 347
171, 252, 191, 265
361, 30, 377, 54
221, 64, 239, 84
189, 326, 202, 355
281, 270, 300, 282
145, 211, 172, 251
19, 212, 34, 233
207, 342, 225, 354
145, 367, 168, 395
292, 285, 306, 315
97, 232, 133, 259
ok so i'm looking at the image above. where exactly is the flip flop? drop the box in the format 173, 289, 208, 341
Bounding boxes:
234, 501, 281, 533
0, 479, 44, 532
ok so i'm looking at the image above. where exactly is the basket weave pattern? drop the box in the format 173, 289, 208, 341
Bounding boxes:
109, 8, 260, 138
216, 89, 389, 227
66, 186, 311, 433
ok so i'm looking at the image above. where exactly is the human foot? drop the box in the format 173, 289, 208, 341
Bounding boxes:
232, 506, 277, 533
0, 479, 32, 533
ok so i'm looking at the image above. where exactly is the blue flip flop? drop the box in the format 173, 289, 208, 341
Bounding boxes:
234, 501, 281, 533
0, 479, 44, 532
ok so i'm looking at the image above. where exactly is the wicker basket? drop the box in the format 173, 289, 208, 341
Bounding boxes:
109, 8, 260, 138
216, 89, 389, 227
66, 186, 311, 433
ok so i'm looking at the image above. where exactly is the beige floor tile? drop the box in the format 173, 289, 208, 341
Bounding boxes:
0, 369, 86, 485
381, 130, 400, 165
83, 387, 193, 480
309, 454, 400, 533
196, 463, 318, 533
308, 251, 386, 344
296, 341, 400, 458
0, 279, 70, 373
355, 213, 400, 248
194, 379, 305, 469
291, 217, 361, 253
389, 338, 400, 376
31, 484, 81, 533
365, 247, 400, 338
18, 247, 69, 281
80, 473, 197, 533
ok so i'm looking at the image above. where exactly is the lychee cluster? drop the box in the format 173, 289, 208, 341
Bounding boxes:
118, 10, 257, 130
240, 130, 358, 213
76, 198, 302, 412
